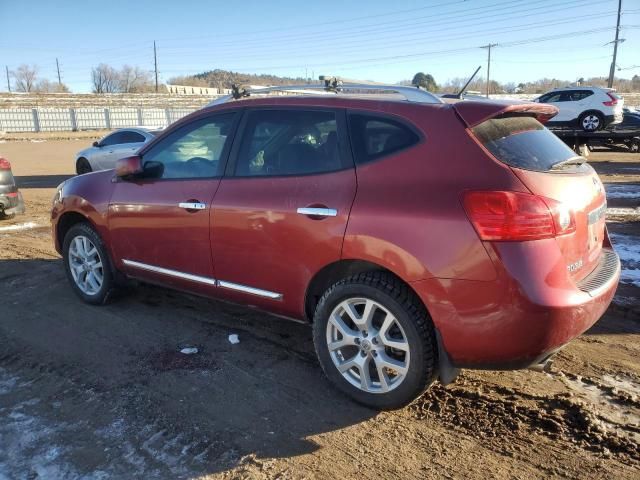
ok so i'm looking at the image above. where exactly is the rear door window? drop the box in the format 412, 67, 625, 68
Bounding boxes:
348, 114, 420, 164
471, 116, 577, 172
570, 90, 594, 101
234, 109, 345, 177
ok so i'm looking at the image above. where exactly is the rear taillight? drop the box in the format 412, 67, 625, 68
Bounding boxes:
463, 191, 575, 241
0, 158, 10, 170
603, 92, 618, 106
6, 192, 18, 198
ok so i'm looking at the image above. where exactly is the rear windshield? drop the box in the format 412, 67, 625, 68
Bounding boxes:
471, 116, 576, 171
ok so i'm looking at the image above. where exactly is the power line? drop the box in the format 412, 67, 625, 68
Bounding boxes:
156, 9, 618, 64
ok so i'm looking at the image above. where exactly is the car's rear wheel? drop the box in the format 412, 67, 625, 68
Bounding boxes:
76, 157, 92, 175
579, 111, 604, 132
312, 272, 437, 410
63, 223, 115, 305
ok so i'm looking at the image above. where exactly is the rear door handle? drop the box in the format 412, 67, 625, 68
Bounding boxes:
179, 202, 206, 210
297, 207, 337, 217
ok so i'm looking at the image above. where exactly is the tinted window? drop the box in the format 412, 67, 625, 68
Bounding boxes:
100, 132, 125, 146
569, 90, 593, 101
235, 110, 343, 177
120, 131, 146, 143
348, 114, 419, 165
471, 116, 576, 172
142, 113, 235, 179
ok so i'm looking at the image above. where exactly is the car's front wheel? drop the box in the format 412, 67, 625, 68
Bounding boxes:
313, 272, 437, 410
579, 111, 604, 132
76, 157, 92, 175
63, 223, 115, 305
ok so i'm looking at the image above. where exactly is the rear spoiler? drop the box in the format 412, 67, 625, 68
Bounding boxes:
453, 101, 559, 128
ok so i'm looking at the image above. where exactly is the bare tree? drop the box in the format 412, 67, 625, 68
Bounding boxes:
34, 78, 70, 93
119, 65, 153, 93
91, 64, 120, 93
12, 64, 38, 92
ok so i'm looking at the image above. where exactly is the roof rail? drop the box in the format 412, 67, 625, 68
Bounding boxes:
207, 76, 443, 107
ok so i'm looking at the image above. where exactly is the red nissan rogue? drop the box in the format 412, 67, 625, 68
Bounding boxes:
51, 82, 620, 409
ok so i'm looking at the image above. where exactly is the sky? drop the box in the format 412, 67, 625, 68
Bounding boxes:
0, 0, 639, 93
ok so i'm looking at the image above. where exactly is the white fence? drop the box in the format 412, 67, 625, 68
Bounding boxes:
0, 106, 199, 132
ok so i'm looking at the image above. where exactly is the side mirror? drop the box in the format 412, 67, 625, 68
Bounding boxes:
92, 141, 100, 147
115, 155, 144, 178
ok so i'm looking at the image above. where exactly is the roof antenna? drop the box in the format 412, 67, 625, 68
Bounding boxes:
456, 66, 482, 99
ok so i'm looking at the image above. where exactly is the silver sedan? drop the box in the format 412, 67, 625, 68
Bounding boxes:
75, 128, 161, 174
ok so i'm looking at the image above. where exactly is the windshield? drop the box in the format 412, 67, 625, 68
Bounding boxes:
471, 115, 576, 172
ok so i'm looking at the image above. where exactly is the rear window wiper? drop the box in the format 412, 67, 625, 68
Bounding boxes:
550, 156, 586, 170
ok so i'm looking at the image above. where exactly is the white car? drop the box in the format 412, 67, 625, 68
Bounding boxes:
75, 128, 161, 174
534, 86, 624, 132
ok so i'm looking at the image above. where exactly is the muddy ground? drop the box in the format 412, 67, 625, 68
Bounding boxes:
0, 140, 638, 479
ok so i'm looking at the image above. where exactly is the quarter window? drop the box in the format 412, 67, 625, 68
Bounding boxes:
235, 110, 343, 177
142, 113, 235, 179
348, 114, 420, 164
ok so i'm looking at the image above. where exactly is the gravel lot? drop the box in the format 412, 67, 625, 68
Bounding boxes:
0, 139, 638, 479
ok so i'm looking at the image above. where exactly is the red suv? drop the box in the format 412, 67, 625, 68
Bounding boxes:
51, 83, 620, 409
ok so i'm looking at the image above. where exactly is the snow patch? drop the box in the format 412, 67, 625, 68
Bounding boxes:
0, 222, 40, 233
606, 207, 640, 219
610, 233, 640, 286
228, 334, 240, 344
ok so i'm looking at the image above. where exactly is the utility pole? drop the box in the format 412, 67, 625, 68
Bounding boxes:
607, 0, 623, 88
56, 58, 62, 87
5, 66, 10, 92
153, 40, 158, 93
481, 43, 498, 98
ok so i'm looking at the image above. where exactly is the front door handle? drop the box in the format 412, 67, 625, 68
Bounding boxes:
179, 202, 206, 211
297, 207, 338, 217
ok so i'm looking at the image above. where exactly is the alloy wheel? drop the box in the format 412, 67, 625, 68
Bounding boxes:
68, 235, 104, 295
326, 297, 410, 394
582, 115, 600, 131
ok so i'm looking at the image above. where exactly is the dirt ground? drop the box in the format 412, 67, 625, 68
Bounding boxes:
0, 139, 638, 479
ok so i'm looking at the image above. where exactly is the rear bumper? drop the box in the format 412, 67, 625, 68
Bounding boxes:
0, 191, 25, 216
411, 245, 619, 369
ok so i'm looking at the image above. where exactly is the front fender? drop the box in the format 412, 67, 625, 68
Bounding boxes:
51, 170, 115, 254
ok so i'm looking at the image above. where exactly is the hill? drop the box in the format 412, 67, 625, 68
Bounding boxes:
168, 69, 306, 89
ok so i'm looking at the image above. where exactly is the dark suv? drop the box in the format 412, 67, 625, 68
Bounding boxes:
51, 82, 619, 409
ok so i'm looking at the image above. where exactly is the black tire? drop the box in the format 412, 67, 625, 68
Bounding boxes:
62, 222, 115, 305
312, 272, 437, 410
630, 139, 639, 153
76, 157, 92, 175
578, 111, 604, 132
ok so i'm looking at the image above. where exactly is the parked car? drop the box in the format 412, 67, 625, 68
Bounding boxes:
534, 86, 623, 131
75, 128, 161, 174
0, 156, 25, 219
51, 87, 620, 409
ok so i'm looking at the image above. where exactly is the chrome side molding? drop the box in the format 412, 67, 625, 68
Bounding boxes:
297, 207, 338, 217
123, 259, 218, 286
122, 259, 282, 300
218, 280, 283, 300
